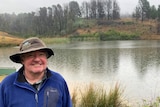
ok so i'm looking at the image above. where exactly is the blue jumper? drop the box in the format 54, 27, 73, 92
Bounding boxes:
0, 66, 72, 107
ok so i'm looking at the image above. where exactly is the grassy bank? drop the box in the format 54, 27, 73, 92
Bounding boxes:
0, 32, 23, 47
0, 33, 69, 47
69, 29, 140, 41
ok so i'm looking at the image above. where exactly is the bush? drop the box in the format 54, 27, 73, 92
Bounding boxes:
72, 83, 128, 107
99, 30, 140, 41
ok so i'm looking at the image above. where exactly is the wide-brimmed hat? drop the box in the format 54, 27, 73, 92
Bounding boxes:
10, 37, 54, 63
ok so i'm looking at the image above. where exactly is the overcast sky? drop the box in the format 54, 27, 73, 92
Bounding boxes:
0, 0, 159, 14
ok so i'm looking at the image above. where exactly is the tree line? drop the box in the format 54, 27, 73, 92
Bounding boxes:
0, 0, 159, 37
132, 0, 160, 34
133, 0, 160, 22
0, 0, 120, 37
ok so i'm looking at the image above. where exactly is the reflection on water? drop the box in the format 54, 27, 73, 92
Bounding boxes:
1, 40, 160, 105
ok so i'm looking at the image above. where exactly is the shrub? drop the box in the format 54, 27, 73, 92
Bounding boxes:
72, 83, 128, 107
99, 30, 140, 41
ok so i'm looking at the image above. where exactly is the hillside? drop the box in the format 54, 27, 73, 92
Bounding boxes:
75, 18, 160, 40
0, 18, 160, 47
0, 32, 23, 47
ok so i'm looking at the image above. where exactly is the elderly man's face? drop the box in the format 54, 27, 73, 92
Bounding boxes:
21, 50, 48, 74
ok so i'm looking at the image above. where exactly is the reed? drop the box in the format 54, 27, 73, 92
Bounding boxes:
80, 83, 98, 107
71, 88, 78, 107
141, 97, 160, 107
71, 82, 128, 107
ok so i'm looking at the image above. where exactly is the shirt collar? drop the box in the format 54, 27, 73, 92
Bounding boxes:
17, 66, 51, 83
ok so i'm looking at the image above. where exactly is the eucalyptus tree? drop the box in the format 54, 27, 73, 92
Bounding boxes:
37, 7, 48, 35
15, 12, 35, 35
69, 1, 81, 21
63, 4, 72, 33
103, 0, 112, 20
158, 5, 160, 21
57, 4, 65, 33
47, 7, 54, 35
52, 5, 60, 35
157, 5, 160, 34
81, 1, 90, 18
90, 0, 97, 19
138, 0, 150, 21
133, 6, 141, 21
150, 5, 157, 19
112, 0, 120, 20
0, 14, 12, 31
97, 0, 105, 19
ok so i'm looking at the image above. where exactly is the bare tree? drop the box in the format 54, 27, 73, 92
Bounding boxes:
132, 6, 141, 21
81, 1, 90, 18
97, 0, 105, 19
104, 0, 112, 20
112, 0, 120, 20
90, 0, 97, 19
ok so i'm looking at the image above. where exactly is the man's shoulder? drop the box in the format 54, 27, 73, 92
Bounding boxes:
47, 69, 65, 82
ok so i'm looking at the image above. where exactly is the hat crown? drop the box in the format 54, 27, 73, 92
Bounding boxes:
19, 37, 46, 52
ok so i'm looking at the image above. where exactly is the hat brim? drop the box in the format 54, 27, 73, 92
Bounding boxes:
10, 48, 54, 63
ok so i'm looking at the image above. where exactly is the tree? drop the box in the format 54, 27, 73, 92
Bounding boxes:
157, 5, 160, 34
104, 0, 112, 20
97, 0, 105, 19
132, 6, 141, 21
158, 5, 160, 21
81, 1, 90, 19
38, 7, 48, 35
150, 5, 157, 19
52, 5, 60, 35
112, 0, 120, 20
69, 1, 81, 21
90, 0, 97, 19
138, 0, 150, 21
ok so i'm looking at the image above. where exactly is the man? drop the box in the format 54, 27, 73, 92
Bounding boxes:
0, 37, 72, 107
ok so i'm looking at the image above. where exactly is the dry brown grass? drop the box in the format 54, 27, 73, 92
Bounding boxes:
76, 18, 160, 40
0, 31, 24, 46
0, 76, 6, 81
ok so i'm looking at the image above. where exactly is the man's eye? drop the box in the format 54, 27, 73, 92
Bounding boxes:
27, 54, 34, 58
39, 53, 46, 56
